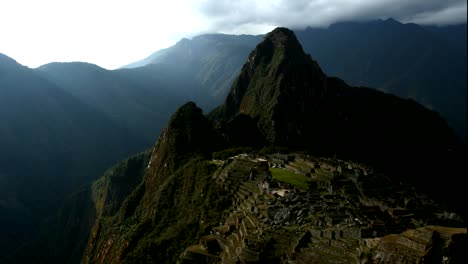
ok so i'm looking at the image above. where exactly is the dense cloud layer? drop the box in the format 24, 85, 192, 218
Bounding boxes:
196, 0, 467, 34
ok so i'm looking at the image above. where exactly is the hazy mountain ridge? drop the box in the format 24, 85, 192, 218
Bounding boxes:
36, 62, 181, 144
122, 34, 263, 108
0, 54, 146, 261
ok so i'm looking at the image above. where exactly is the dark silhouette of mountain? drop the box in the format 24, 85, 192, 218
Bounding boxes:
0, 53, 145, 260
295, 19, 467, 141
423, 23, 467, 58
62, 27, 465, 264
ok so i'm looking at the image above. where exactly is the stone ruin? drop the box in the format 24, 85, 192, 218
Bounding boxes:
178, 154, 467, 264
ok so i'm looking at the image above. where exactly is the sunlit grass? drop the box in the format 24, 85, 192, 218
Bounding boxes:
270, 168, 311, 190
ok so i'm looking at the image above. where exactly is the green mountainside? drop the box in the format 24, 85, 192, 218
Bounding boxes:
50, 27, 467, 263
82, 102, 226, 264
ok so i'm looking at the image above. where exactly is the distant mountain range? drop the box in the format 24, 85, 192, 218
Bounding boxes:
124, 18, 467, 141
0, 18, 466, 263
122, 34, 264, 108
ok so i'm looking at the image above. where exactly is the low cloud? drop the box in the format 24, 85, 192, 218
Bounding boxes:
195, 0, 467, 34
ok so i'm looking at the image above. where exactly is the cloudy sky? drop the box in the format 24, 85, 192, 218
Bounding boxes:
0, 0, 466, 69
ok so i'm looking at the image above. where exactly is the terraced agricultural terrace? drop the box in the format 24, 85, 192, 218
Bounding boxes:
178, 153, 466, 263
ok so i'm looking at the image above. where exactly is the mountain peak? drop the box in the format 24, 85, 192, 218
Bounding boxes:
250, 27, 310, 65
37, 61, 106, 73
155, 101, 215, 157
144, 101, 218, 191
383, 17, 401, 24
264, 27, 301, 47
219, 27, 326, 143
176, 37, 190, 45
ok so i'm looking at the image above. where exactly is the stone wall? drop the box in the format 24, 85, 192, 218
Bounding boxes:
309, 227, 361, 240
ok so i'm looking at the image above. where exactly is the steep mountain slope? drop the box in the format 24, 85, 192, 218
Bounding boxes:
0, 53, 143, 261
77, 28, 465, 264
82, 102, 226, 264
6, 151, 151, 264
215, 28, 327, 144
